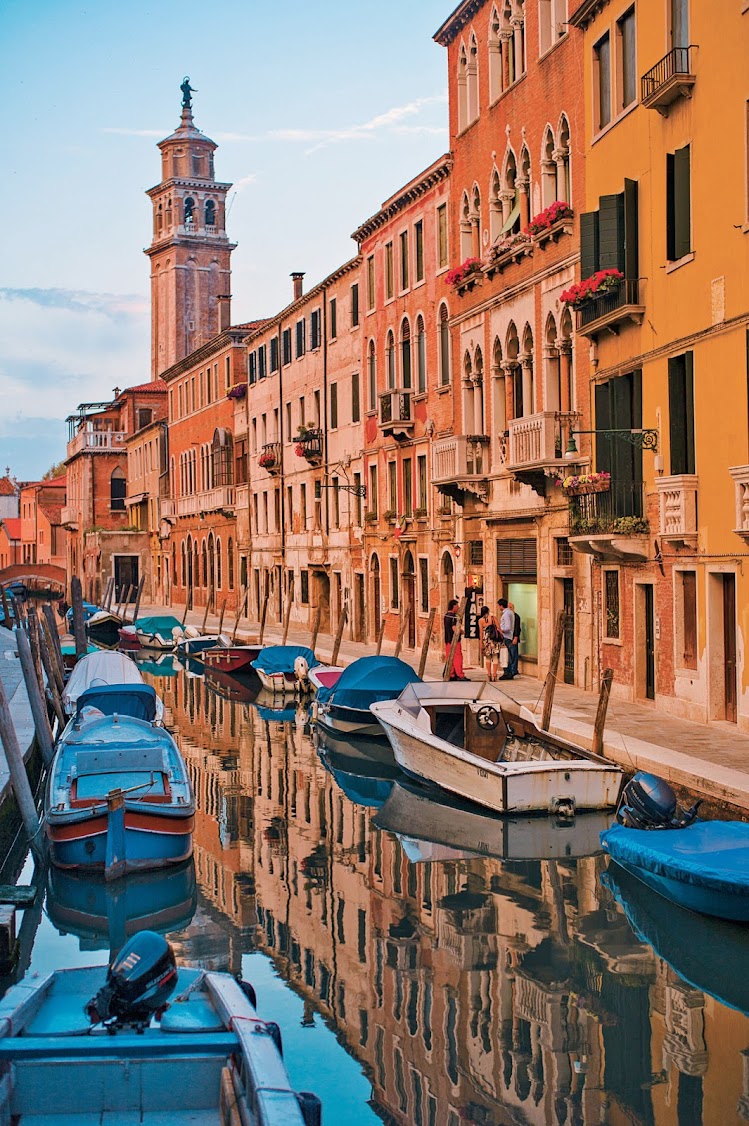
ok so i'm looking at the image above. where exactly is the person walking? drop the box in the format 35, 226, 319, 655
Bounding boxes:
479, 605, 501, 681
507, 600, 521, 679
497, 597, 515, 680
444, 598, 468, 680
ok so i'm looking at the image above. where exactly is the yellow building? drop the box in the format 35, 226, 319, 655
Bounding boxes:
567, 0, 749, 727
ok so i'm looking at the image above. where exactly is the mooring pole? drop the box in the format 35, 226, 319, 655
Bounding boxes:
592, 668, 615, 757
281, 577, 294, 645
0, 675, 44, 860
417, 607, 437, 679
541, 610, 566, 732
375, 620, 386, 656
330, 605, 348, 667
15, 630, 54, 766
70, 577, 87, 661
310, 605, 322, 656
131, 575, 146, 624
394, 600, 410, 658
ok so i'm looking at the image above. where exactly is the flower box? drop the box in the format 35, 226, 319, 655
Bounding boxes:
258, 455, 277, 470
364, 511, 379, 524
564, 480, 610, 496
556, 472, 611, 496
525, 201, 573, 237
414, 507, 428, 519
446, 257, 483, 293
561, 270, 624, 310
382, 509, 397, 522
227, 383, 247, 400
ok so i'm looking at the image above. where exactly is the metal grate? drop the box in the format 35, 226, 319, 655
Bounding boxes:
469, 541, 484, 566
556, 537, 573, 566
497, 538, 537, 577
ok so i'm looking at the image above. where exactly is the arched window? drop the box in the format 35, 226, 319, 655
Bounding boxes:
215, 537, 222, 591
227, 537, 234, 591
207, 533, 215, 592
400, 318, 412, 389
386, 330, 396, 388
557, 114, 571, 204
542, 126, 557, 208
416, 315, 427, 393
156, 204, 163, 235
181, 541, 187, 587
501, 149, 520, 234
212, 428, 233, 486
457, 44, 468, 132
489, 168, 502, 243
110, 467, 126, 511
471, 185, 482, 257
506, 321, 521, 419
460, 192, 473, 260
467, 33, 479, 124
439, 304, 451, 386
205, 200, 216, 227
492, 336, 508, 464
368, 340, 377, 409
521, 324, 535, 417
184, 197, 195, 225
201, 539, 208, 587
489, 7, 502, 102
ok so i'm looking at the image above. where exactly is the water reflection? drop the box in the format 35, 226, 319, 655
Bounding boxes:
42, 666, 749, 1125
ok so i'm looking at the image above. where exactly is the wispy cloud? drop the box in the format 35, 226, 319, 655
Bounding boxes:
0, 288, 148, 322
232, 173, 259, 193
100, 127, 165, 138
268, 93, 448, 153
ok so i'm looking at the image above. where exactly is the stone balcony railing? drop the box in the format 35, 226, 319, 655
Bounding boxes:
655, 474, 698, 547
379, 387, 414, 439
60, 505, 78, 528
432, 434, 489, 504
68, 429, 127, 457
507, 412, 578, 494
729, 465, 749, 543
160, 497, 175, 519
175, 485, 235, 517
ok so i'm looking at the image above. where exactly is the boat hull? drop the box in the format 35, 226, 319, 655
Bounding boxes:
609, 858, 749, 922
373, 707, 621, 814
47, 807, 195, 880
317, 702, 383, 738
203, 645, 262, 674
256, 668, 303, 694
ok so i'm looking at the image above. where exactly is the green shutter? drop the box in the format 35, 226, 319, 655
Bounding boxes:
666, 153, 676, 260
624, 179, 639, 281
598, 193, 625, 272
580, 211, 600, 278
669, 356, 687, 475
594, 382, 612, 476
674, 145, 691, 259
684, 351, 695, 474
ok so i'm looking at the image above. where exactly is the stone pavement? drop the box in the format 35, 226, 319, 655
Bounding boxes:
140, 601, 749, 813
0, 628, 36, 804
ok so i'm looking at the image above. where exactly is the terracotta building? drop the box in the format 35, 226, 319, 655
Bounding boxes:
433, 0, 591, 682
18, 475, 67, 569
123, 379, 169, 600
0, 519, 20, 570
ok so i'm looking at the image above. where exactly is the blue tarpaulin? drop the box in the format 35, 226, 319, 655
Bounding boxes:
251, 645, 319, 674
134, 616, 183, 637
75, 684, 158, 723
66, 602, 99, 622
317, 655, 420, 709
601, 821, 749, 893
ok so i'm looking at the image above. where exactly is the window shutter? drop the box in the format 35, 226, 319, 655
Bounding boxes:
674, 145, 691, 260
623, 179, 639, 281
666, 153, 676, 260
598, 192, 625, 272
496, 538, 537, 577
669, 356, 687, 475
580, 211, 599, 278
684, 350, 695, 474
594, 382, 612, 476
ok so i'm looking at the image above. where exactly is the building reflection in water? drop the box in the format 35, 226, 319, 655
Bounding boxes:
156, 670, 749, 1125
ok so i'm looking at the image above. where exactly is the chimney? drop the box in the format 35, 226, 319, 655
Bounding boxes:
291, 272, 305, 301
217, 294, 231, 332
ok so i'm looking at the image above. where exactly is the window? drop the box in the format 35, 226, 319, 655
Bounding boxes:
417, 455, 427, 511
416, 316, 426, 393
667, 145, 691, 261
678, 570, 697, 669
225, 356, 231, 390
352, 372, 360, 423
539, 0, 567, 55
386, 330, 396, 388
351, 283, 359, 326
329, 383, 338, 429
353, 472, 362, 525
282, 328, 292, 366
212, 428, 234, 486
580, 181, 639, 283
399, 231, 409, 290
235, 437, 248, 485
285, 402, 292, 441
400, 319, 412, 389
595, 32, 612, 130
419, 557, 429, 613
439, 304, 451, 385
388, 461, 397, 511
310, 309, 321, 350
258, 344, 267, 380
369, 464, 378, 516
390, 557, 399, 609
670, 0, 688, 49
295, 319, 306, 358
270, 337, 279, 373
205, 199, 215, 226
110, 468, 126, 511
414, 220, 424, 282
300, 569, 309, 604
604, 569, 620, 638
437, 204, 448, 268
617, 8, 636, 110
403, 458, 413, 517
595, 370, 643, 518
329, 298, 337, 340
668, 352, 695, 475
556, 537, 573, 566
385, 242, 394, 300
137, 408, 152, 430
367, 256, 375, 310
368, 341, 377, 409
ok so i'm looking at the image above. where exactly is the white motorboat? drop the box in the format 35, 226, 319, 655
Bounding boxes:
62, 650, 161, 717
370, 681, 622, 816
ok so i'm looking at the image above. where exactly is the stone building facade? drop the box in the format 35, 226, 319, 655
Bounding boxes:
18, 476, 67, 569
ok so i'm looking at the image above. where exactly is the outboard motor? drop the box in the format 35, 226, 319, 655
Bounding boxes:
617, 772, 700, 830
86, 930, 178, 1029
294, 655, 310, 688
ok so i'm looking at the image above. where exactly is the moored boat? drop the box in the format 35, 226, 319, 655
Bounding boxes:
85, 609, 123, 647
61, 649, 149, 715
202, 641, 263, 674
371, 680, 622, 815
314, 654, 420, 737
0, 931, 320, 1125
132, 614, 185, 650
251, 644, 319, 695
173, 625, 231, 657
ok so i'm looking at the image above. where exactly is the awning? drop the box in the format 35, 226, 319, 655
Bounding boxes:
125, 492, 148, 506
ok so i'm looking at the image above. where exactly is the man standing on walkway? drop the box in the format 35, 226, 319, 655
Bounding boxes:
497, 597, 515, 680
444, 598, 468, 680
508, 600, 521, 679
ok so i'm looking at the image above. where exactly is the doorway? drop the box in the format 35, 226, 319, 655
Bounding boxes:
371, 556, 381, 639
723, 574, 737, 723
402, 551, 416, 649
562, 579, 575, 684
314, 571, 331, 634
114, 555, 139, 604
354, 573, 365, 642
635, 584, 656, 701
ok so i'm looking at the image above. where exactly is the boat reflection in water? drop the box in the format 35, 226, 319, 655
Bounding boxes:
315, 729, 401, 810
46, 860, 197, 954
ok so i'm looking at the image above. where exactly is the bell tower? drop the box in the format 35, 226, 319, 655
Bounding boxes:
145, 79, 237, 378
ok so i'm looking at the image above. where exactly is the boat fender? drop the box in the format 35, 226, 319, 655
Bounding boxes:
264, 1019, 283, 1057
296, 1091, 322, 1126
294, 656, 310, 685
236, 977, 257, 1009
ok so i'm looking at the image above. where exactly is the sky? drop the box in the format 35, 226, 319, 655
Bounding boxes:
0, 0, 451, 482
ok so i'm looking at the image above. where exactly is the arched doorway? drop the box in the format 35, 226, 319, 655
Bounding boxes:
371, 554, 381, 639
186, 535, 193, 596
207, 533, 215, 603
314, 570, 331, 633
402, 550, 416, 649
441, 551, 455, 615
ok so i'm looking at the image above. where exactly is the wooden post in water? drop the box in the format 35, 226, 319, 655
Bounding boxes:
231, 586, 248, 643
281, 576, 294, 645
0, 586, 10, 631
131, 575, 146, 624
32, 619, 65, 734
181, 585, 192, 627
39, 612, 65, 698
443, 596, 467, 681
417, 607, 437, 679
258, 585, 270, 645
0, 675, 44, 860
15, 630, 54, 766
592, 668, 614, 758
123, 585, 134, 622
201, 586, 214, 634
26, 607, 43, 687
330, 605, 348, 667
394, 600, 410, 658
217, 600, 227, 638
70, 576, 87, 661
41, 604, 65, 683
104, 577, 114, 610
310, 604, 322, 655
115, 584, 125, 620
541, 610, 566, 732
375, 620, 386, 656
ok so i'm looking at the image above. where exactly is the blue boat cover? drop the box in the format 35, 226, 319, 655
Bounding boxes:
66, 602, 99, 622
251, 645, 319, 674
601, 821, 749, 894
255, 704, 299, 723
135, 615, 183, 636
317, 654, 420, 709
75, 684, 158, 723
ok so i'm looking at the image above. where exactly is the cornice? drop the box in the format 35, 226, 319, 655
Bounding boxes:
144, 235, 237, 257
160, 327, 256, 383
351, 156, 452, 243
146, 179, 233, 198
568, 0, 611, 29
434, 0, 485, 46
244, 257, 363, 344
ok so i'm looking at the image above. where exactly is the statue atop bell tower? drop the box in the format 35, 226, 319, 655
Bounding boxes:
145, 81, 237, 378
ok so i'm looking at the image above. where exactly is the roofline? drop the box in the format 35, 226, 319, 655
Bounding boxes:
433, 0, 485, 46
568, 0, 609, 28
243, 257, 362, 345
351, 155, 452, 243
159, 325, 262, 383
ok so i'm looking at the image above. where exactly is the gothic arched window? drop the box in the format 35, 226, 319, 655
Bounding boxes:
212, 428, 233, 486
205, 200, 216, 227
110, 467, 126, 511
184, 197, 195, 225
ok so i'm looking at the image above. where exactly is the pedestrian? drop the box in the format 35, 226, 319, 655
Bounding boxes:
507, 600, 521, 679
497, 597, 515, 680
444, 598, 468, 681
479, 605, 501, 681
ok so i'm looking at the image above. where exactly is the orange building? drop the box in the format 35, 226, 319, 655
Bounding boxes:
0, 518, 20, 570
18, 475, 67, 569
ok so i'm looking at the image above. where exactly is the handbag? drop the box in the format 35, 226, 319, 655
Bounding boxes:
499, 644, 509, 669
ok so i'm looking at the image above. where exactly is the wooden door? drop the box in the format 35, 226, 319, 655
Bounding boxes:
562, 579, 575, 684
644, 585, 655, 701
723, 575, 737, 723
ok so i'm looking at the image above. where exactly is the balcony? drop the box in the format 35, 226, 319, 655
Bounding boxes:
259, 441, 282, 475
60, 505, 78, 529
507, 412, 578, 495
655, 474, 698, 548
160, 497, 175, 520
295, 429, 323, 463
568, 481, 650, 561
576, 279, 645, 338
641, 46, 696, 115
68, 429, 127, 457
379, 388, 414, 440
729, 465, 749, 543
432, 435, 489, 505
175, 485, 235, 518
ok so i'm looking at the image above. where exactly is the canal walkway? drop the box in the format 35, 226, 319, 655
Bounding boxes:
141, 601, 749, 813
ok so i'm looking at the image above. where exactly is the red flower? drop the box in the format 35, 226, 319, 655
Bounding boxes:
294, 443, 305, 457
446, 257, 483, 287
561, 269, 624, 308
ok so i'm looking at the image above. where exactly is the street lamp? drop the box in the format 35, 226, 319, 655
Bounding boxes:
564, 429, 659, 459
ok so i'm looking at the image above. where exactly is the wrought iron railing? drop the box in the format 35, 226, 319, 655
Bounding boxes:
296, 429, 323, 461
641, 46, 694, 102
569, 480, 648, 536
379, 388, 413, 426
578, 279, 640, 329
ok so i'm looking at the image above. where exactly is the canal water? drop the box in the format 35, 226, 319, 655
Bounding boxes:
11, 661, 749, 1125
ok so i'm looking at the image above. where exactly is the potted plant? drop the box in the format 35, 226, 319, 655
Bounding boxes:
445, 257, 483, 291
414, 506, 428, 519
561, 269, 624, 310
382, 508, 397, 522
258, 451, 276, 470
556, 471, 611, 496
364, 511, 379, 524
227, 383, 247, 400
525, 200, 573, 236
